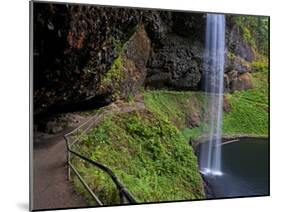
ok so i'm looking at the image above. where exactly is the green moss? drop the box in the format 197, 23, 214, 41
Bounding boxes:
71, 155, 120, 205
110, 37, 124, 54
72, 65, 268, 205
72, 110, 204, 204
227, 51, 236, 61
232, 16, 269, 56
222, 67, 268, 136
100, 56, 124, 91
125, 93, 134, 102
243, 27, 255, 47
233, 16, 256, 49
144, 68, 268, 137
144, 90, 205, 129
144, 82, 268, 139
181, 125, 206, 142
251, 60, 269, 72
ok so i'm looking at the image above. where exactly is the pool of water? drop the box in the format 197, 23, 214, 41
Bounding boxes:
200, 137, 269, 198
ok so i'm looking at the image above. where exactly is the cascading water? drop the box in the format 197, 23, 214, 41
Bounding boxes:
200, 14, 225, 176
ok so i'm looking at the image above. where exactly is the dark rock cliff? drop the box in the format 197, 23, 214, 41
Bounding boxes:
33, 3, 256, 116
144, 12, 205, 90
34, 3, 144, 115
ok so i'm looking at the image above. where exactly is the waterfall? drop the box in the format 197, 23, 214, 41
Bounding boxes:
200, 14, 225, 176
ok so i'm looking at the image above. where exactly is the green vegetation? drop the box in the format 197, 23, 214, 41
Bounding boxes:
144, 90, 206, 141
110, 37, 124, 54
232, 16, 269, 56
223, 66, 268, 136
100, 55, 124, 92
144, 91, 205, 128
181, 125, 206, 142
251, 60, 269, 72
144, 66, 268, 138
227, 51, 236, 61
72, 69, 268, 205
72, 162, 119, 205
72, 110, 204, 205
73, 57, 268, 206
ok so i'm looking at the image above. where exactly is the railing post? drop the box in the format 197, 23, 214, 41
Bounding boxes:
67, 151, 71, 180
119, 191, 126, 204
64, 135, 71, 181
63, 115, 137, 205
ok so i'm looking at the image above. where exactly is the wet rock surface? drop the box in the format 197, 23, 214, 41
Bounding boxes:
226, 25, 255, 62
34, 3, 143, 115
146, 35, 203, 90
33, 3, 257, 117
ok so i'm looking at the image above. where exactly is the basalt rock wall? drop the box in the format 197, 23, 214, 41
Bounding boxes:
33, 3, 256, 116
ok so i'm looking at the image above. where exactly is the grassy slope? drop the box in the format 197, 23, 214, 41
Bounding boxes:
72, 110, 204, 205
72, 65, 268, 205
144, 91, 206, 141
144, 68, 268, 138
222, 69, 268, 136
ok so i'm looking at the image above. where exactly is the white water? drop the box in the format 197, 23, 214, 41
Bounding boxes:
200, 14, 225, 176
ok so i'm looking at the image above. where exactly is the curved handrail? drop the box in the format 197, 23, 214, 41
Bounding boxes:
64, 112, 137, 205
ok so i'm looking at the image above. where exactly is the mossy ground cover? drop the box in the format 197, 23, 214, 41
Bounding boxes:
72, 110, 204, 205
143, 90, 208, 142
222, 66, 268, 136
72, 63, 268, 205
144, 91, 205, 128
143, 66, 268, 138
99, 55, 124, 93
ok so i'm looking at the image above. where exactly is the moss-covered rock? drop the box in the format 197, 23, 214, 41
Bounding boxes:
33, 2, 268, 118
98, 24, 151, 101
99, 55, 124, 94
251, 60, 269, 72
33, 3, 143, 115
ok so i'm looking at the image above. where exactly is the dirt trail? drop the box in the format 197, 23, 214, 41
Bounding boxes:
33, 132, 87, 210
32, 96, 145, 210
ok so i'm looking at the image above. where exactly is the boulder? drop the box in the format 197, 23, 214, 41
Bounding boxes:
224, 70, 254, 92
187, 112, 201, 128
229, 72, 254, 91
99, 25, 151, 100
225, 54, 252, 73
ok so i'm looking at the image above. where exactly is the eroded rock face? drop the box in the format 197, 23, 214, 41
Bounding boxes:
172, 12, 205, 43
34, 3, 143, 115
225, 54, 252, 73
145, 12, 205, 90
223, 21, 256, 92
142, 10, 173, 43
226, 26, 255, 62
146, 35, 203, 89
33, 3, 257, 116
98, 25, 151, 100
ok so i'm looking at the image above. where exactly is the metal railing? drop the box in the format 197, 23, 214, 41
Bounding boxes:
64, 112, 137, 206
